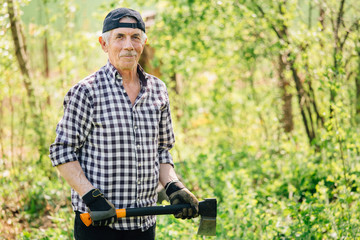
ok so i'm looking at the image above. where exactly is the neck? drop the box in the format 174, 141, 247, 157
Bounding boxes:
118, 67, 138, 84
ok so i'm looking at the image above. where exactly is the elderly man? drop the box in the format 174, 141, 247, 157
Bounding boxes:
49, 8, 199, 240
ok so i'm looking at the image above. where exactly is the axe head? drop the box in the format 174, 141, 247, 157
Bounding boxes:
197, 198, 217, 236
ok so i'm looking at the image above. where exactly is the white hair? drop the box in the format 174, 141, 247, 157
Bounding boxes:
102, 31, 112, 44
102, 16, 147, 45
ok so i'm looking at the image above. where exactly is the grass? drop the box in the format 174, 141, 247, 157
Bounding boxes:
2, 83, 359, 239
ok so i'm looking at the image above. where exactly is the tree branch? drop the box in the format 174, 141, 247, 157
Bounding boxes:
336, 0, 346, 32
340, 19, 360, 50
251, 1, 286, 42
7, 0, 32, 79
334, 0, 346, 47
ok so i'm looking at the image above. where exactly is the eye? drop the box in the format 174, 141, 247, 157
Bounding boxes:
132, 35, 141, 40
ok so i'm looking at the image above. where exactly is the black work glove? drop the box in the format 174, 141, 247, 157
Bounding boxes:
82, 188, 117, 226
165, 181, 199, 219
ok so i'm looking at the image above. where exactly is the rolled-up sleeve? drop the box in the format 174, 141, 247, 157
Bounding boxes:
158, 94, 175, 167
49, 83, 93, 167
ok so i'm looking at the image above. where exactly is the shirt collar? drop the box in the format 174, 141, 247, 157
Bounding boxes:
105, 60, 119, 80
104, 60, 148, 87
136, 64, 148, 87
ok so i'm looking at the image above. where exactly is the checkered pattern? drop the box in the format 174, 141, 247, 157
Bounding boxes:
49, 61, 175, 231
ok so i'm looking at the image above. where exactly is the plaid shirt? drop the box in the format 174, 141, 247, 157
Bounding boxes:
49, 61, 175, 231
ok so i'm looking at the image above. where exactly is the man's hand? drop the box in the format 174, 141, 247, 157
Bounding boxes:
165, 181, 199, 219
82, 188, 117, 226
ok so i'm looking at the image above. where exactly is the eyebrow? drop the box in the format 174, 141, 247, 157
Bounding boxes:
114, 33, 141, 38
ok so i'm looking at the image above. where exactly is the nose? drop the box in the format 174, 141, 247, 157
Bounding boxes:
123, 36, 134, 50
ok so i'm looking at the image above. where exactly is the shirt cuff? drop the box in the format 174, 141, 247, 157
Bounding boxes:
158, 149, 174, 167
49, 144, 78, 167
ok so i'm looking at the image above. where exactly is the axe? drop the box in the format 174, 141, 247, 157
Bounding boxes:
80, 198, 217, 236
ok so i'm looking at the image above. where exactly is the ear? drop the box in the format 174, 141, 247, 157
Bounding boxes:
140, 39, 147, 55
99, 36, 108, 53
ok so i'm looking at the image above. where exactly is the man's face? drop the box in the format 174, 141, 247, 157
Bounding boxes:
101, 18, 145, 72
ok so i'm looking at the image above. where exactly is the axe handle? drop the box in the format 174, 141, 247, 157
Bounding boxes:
80, 203, 191, 227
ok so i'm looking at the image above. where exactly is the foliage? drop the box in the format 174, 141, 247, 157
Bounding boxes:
1, 0, 360, 239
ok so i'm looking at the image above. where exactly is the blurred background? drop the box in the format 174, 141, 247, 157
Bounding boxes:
1, 0, 360, 239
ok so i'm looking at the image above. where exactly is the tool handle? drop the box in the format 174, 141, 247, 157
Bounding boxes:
80, 204, 191, 227
126, 203, 191, 217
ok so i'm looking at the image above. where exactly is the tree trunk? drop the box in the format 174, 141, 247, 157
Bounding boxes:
7, 0, 46, 158
43, 34, 49, 78
0, 100, 4, 160
330, 0, 346, 117
253, 0, 321, 145
290, 64, 315, 144
317, 3, 326, 62
356, 45, 360, 122
308, 1, 313, 29
278, 54, 294, 132
356, 73, 360, 122
319, 4, 326, 31
139, 45, 162, 78
7, 0, 35, 106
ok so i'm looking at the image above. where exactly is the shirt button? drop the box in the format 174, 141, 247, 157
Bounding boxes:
138, 163, 141, 167
134, 125, 138, 130
138, 180, 141, 185
137, 144, 141, 149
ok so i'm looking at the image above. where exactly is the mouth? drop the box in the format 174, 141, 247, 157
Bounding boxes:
121, 56, 136, 62
120, 52, 137, 58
